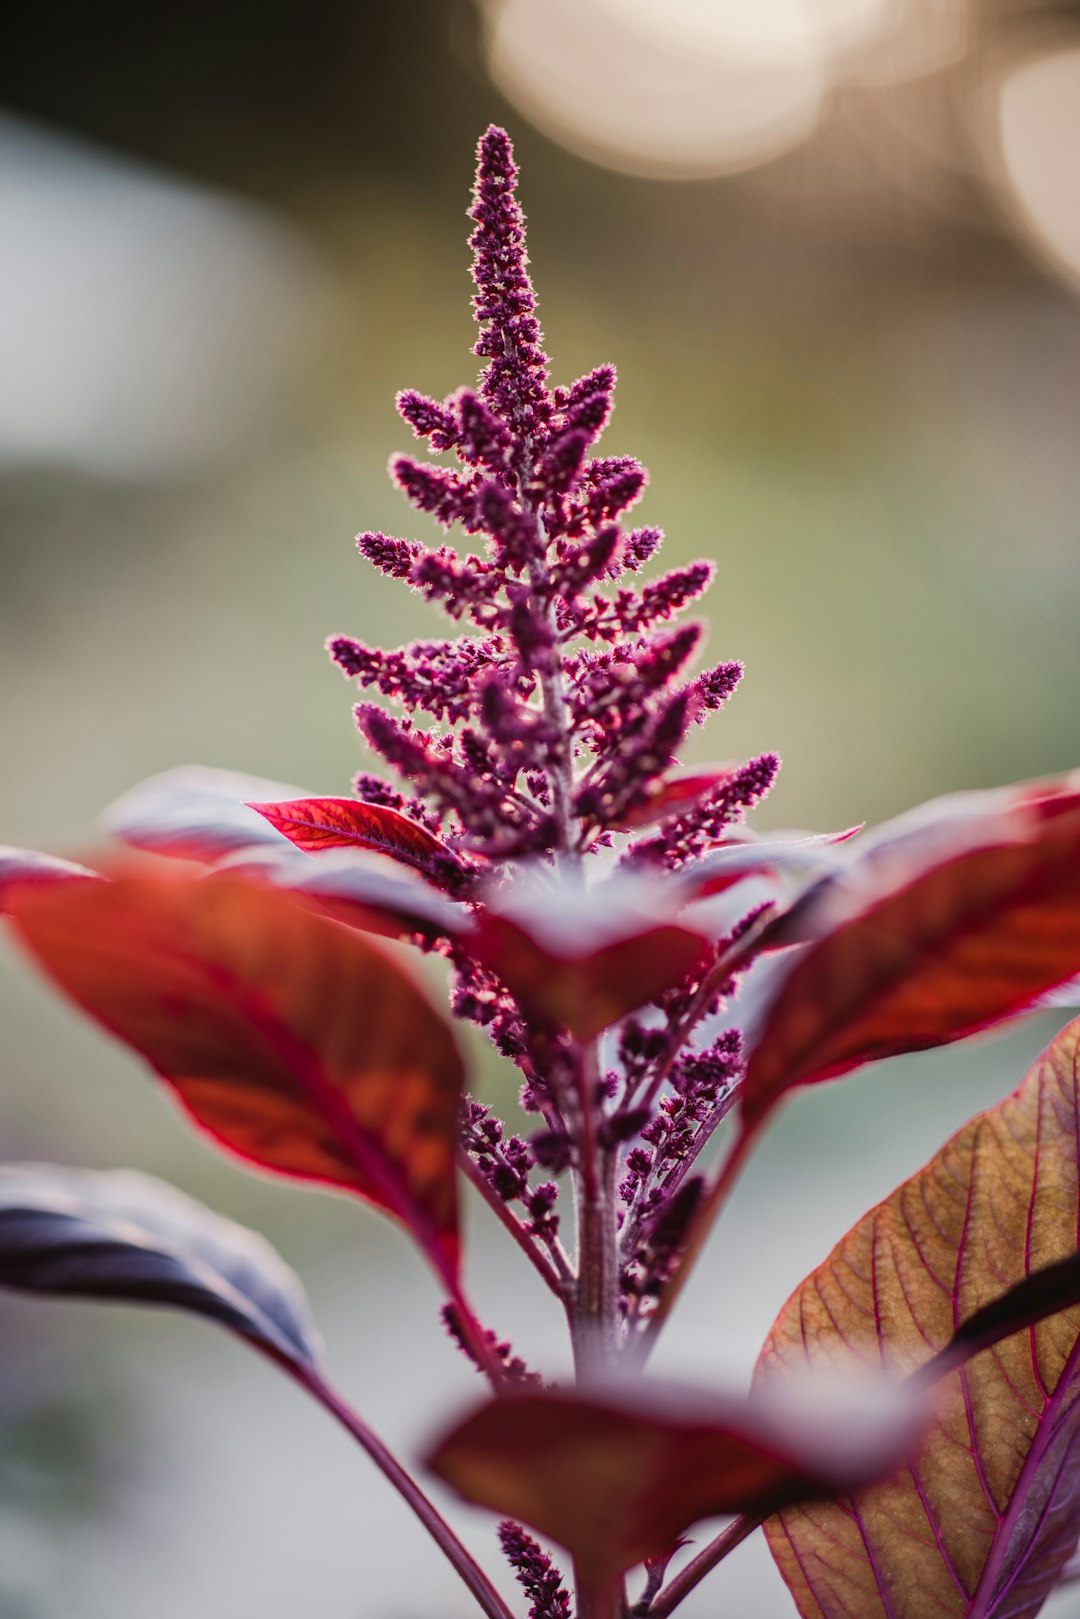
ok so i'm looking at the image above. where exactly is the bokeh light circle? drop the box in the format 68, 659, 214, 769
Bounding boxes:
995, 44, 1080, 293
484, 0, 830, 181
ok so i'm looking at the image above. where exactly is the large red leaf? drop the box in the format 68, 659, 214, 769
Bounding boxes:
757, 1015, 1080, 1619
741, 795, 1080, 1126
248, 796, 463, 886
473, 873, 710, 1041
763, 773, 1080, 953
8, 871, 465, 1281
428, 1380, 925, 1582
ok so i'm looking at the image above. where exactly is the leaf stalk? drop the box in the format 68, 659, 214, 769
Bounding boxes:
295, 1365, 515, 1619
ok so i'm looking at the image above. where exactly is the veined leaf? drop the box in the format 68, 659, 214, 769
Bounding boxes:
8, 871, 465, 1282
247, 797, 464, 886
922, 1250, 1080, 1383
0, 846, 101, 910
104, 766, 304, 861
0, 1164, 320, 1370
757, 1014, 1080, 1619
741, 796, 1080, 1126
428, 1378, 926, 1582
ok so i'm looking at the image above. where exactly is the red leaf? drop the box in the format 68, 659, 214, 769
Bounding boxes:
757, 1014, 1080, 1619
428, 1380, 925, 1581
741, 789, 1080, 1126
474, 874, 710, 1041
8, 871, 465, 1281
765, 774, 1080, 953
248, 796, 464, 886
0, 846, 101, 911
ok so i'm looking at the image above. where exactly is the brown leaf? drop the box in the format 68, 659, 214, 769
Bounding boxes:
756, 1014, 1080, 1619
473, 871, 711, 1042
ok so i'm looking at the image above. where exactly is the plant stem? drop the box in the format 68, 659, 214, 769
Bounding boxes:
574, 1567, 624, 1619
571, 1040, 620, 1377
295, 1365, 515, 1619
497, 298, 578, 871
567, 1037, 625, 1616
512, 399, 619, 1610
643, 1515, 761, 1617
527, 552, 580, 866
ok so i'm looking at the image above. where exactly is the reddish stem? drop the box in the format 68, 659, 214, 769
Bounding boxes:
571, 1040, 620, 1376
293, 1364, 515, 1619
574, 1567, 624, 1619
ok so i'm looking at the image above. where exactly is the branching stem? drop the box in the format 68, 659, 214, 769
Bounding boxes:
571, 1040, 621, 1377
567, 1040, 625, 1617
642, 1515, 761, 1616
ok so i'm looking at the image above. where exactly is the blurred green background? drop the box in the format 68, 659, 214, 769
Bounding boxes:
1, 1, 1079, 1613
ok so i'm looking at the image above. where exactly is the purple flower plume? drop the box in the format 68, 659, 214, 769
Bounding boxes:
329, 124, 779, 1342
331, 127, 774, 863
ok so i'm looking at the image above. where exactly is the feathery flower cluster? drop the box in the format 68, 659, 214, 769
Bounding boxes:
497, 1522, 574, 1619
461, 1100, 560, 1240
329, 125, 764, 867
329, 124, 777, 1374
